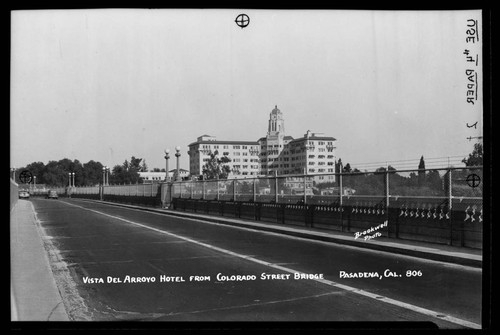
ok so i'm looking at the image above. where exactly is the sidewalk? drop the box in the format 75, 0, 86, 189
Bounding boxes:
85, 199, 482, 268
10, 200, 69, 321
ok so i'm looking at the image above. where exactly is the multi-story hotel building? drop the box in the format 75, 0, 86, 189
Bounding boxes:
188, 106, 337, 183
187, 135, 260, 178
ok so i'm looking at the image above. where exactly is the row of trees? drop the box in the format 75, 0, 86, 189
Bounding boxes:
13, 156, 167, 187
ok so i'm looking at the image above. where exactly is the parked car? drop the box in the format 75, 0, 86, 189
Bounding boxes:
18, 190, 30, 199
46, 190, 58, 199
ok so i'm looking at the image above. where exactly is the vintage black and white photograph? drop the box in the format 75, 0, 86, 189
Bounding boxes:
10, 8, 486, 329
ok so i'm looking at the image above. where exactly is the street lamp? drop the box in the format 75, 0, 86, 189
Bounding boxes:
102, 166, 106, 186
105, 167, 110, 186
71, 172, 75, 187
175, 146, 181, 181
34, 176, 37, 191
164, 149, 170, 182
68, 172, 72, 187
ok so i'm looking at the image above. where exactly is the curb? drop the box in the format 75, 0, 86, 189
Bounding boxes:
72, 199, 482, 268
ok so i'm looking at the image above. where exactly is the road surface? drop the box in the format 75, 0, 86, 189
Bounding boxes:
29, 198, 482, 327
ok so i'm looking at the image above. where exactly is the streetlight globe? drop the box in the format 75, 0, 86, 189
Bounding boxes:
165, 148, 170, 154
175, 146, 181, 152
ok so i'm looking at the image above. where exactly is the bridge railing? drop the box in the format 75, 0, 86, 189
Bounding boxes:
169, 167, 483, 249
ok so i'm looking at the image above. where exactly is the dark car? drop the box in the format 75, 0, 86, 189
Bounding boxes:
18, 190, 30, 199
46, 190, 58, 199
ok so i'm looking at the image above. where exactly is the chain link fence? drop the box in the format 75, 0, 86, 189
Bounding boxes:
169, 167, 483, 248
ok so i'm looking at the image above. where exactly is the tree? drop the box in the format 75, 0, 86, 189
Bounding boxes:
140, 159, 148, 172
335, 159, 343, 174
343, 163, 352, 173
111, 156, 144, 184
202, 150, 232, 180
462, 142, 483, 166
82, 160, 104, 186
418, 155, 426, 186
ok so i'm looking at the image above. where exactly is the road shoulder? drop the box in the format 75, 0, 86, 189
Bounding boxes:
10, 200, 69, 321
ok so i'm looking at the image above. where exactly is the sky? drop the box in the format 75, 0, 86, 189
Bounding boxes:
10, 9, 484, 172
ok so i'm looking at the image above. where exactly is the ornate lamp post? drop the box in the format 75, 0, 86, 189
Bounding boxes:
71, 172, 75, 187
105, 167, 110, 186
175, 146, 181, 181
164, 149, 170, 182
68, 172, 72, 187
102, 166, 106, 186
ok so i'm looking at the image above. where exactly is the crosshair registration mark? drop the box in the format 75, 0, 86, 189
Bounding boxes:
235, 14, 250, 28
466, 174, 481, 188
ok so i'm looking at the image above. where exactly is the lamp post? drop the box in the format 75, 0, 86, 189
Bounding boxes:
71, 172, 75, 187
33, 176, 37, 193
164, 149, 170, 182
68, 172, 72, 187
105, 167, 110, 186
175, 146, 181, 181
102, 166, 106, 186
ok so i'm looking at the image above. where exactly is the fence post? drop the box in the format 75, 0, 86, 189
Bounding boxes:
202, 181, 205, 200
448, 168, 453, 246
216, 178, 220, 201
275, 171, 278, 203
385, 170, 390, 208
253, 178, 256, 202
233, 179, 236, 202
191, 181, 194, 199
339, 173, 343, 207
303, 169, 307, 205
385, 171, 391, 238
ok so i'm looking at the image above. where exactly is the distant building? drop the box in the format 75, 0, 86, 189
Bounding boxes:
139, 169, 189, 182
187, 135, 260, 178
188, 105, 337, 184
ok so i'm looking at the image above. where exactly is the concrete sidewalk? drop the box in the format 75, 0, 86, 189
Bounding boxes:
82, 199, 482, 268
10, 200, 69, 321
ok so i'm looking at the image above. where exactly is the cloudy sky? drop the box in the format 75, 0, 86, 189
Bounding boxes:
11, 9, 483, 171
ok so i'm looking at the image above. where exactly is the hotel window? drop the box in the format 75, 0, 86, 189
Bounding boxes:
242, 146, 247, 149
234, 152, 240, 156
233, 145, 241, 149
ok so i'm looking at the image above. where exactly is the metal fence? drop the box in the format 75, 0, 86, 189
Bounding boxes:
170, 167, 482, 206
169, 167, 483, 248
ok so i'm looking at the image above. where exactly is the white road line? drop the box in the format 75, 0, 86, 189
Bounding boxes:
62, 201, 481, 329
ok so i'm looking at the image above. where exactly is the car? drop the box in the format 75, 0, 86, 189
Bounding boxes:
46, 190, 58, 199
18, 190, 30, 199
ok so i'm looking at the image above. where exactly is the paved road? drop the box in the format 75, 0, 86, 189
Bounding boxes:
30, 198, 482, 327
